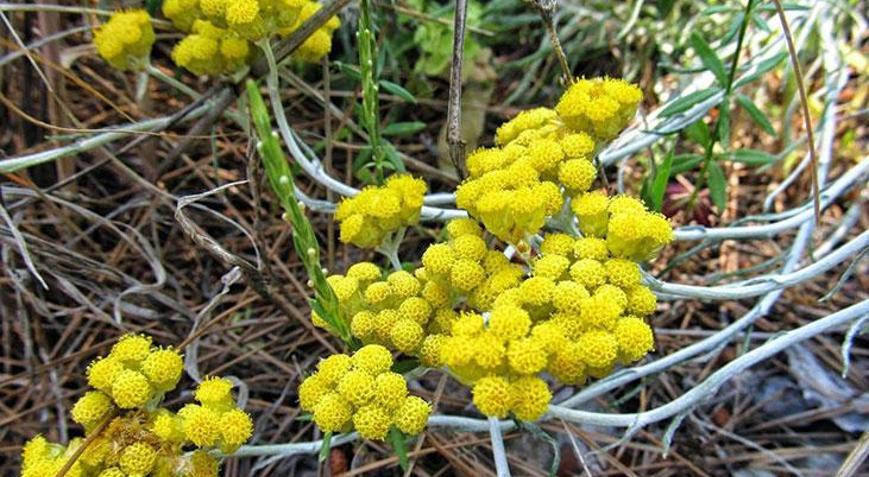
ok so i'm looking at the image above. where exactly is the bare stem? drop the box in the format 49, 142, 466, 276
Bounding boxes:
446, 0, 469, 178
531, 0, 572, 85
772, 0, 820, 224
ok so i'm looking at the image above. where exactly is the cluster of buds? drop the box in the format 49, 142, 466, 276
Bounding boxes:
335, 175, 427, 249
298, 345, 431, 440
20, 334, 252, 477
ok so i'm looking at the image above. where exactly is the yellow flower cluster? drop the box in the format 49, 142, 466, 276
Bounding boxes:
20, 334, 252, 477
335, 175, 427, 249
299, 345, 432, 440
555, 78, 644, 141
455, 78, 642, 244
93, 10, 155, 71
162, 0, 340, 75
572, 192, 674, 261
85, 334, 183, 411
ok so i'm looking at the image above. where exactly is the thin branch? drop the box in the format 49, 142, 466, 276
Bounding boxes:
772, 0, 820, 224
530, 0, 573, 85
446, 0, 469, 178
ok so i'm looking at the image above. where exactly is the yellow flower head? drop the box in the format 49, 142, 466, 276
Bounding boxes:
508, 376, 551, 422
559, 132, 596, 159
347, 261, 382, 283
422, 243, 457, 276
179, 403, 222, 446
142, 347, 184, 392
540, 233, 575, 257
337, 369, 375, 406
398, 297, 432, 326
506, 338, 548, 375
573, 237, 609, 261
71, 391, 114, 430
558, 159, 597, 193
119, 442, 157, 475
373, 372, 408, 410
195, 376, 235, 410
93, 10, 155, 71
577, 330, 618, 371
446, 218, 483, 239
219, 408, 254, 453
495, 108, 558, 146
352, 405, 392, 440
572, 190, 610, 237
488, 305, 531, 341
317, 354, 353, 386
110, 333, 152, 366
87, 356, 124, 393
519, 276, 556, 307
387, 271, 421, 299
533, 254, 571, 280
626, 285, 657, 316
111, 369, 152, 409
352, 344, 394, 375
472, 376, 511, 418
555, 78, 642, 141
449, 259, 486, 292
298, 373, 329, 412
419, 334, 446, 368
390, 319, 424, 353
551, 280, 589, 314
313, 393, 353, 432
569, 258, 606, 290
395, 396, 431, 435
615, 317, 655, 363
472, 332, 506, 369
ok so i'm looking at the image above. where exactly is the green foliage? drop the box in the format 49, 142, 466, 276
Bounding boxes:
245, 80, 351, 344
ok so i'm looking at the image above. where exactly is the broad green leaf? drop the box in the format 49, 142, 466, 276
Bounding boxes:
735, 94, 776, 135
690, 32, 728, 86
380, 80, 418, 104
660, 88, 721, 117
650, 151, 674, 212
708, 161, 727, 211
382, 121, 426, 136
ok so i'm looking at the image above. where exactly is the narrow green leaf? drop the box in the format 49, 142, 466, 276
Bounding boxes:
684, 119, 711, 148
650, 151, 674, 212
382, 121, 426, 136
670, 154, 704, 175
734, 52, 787, 88
334, 61, 362, 81
145, 0, 162, 16
718, 103, 731, 148
735, 94, 776, 135
389, 427, 410, 472
722, 149, 778, 166
319, 431, 333, 462
690, 32, 728, 86
380, 80, 418, 104
660, 88, 720, 117
392, 358, 420, 374
383, 142, 406, 172
707, 162, 727, 211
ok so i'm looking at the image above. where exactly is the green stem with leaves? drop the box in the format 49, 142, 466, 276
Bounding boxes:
246, 79, 351, 345
690, 0, 757, 211
357, 0, 386, 183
